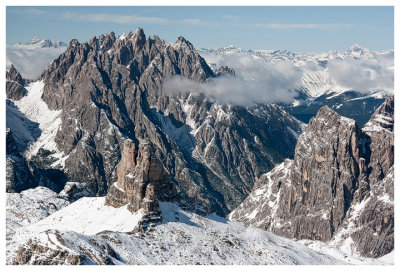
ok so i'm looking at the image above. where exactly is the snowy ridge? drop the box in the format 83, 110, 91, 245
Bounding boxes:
7, 192, 383, 265
9, 81, 67, 167
14, 37, 67, 49
199, 44, 393, 67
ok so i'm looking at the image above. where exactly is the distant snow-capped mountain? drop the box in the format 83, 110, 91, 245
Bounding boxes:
199, 44, 393, 67
14, 36, 67, 49
6, 37, 67, 79
199, 44, 393, 125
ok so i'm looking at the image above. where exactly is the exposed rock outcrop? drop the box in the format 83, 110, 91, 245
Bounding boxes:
229, 96, 394, 258
215, 65, 235, 77
6, 65, 27, 101
59, 182, 92, 202
105, 139, 175, 217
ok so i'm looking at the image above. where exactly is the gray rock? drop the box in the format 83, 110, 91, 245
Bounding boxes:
215, 66, 235, 77
6, 65, 27, 101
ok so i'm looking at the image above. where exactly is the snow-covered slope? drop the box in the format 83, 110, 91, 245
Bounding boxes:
26, 197, 145, 235
6, 37, 67, 79
6, 187, 70, 262
7, 187, 69, 237
298, 70, 348, 98
7, 191, 392, 265
6, 81, 67, 167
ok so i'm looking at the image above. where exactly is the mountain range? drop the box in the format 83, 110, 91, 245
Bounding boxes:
5, 28, 394, 265
199, 44, 393, 126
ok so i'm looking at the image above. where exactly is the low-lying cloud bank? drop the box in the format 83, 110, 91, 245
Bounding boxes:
6, 46, 67, 79
163, 55, 303, 105
184, 49, 394, 105
327, 54, 394, 93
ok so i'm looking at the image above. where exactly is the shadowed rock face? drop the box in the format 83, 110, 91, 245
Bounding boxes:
6, 128, 34, 193
6, 65, 27, 101
230, 96, 394, 258
34, 28, 303, 215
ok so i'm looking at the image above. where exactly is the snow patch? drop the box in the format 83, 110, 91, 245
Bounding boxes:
11, 81, 68, 167
24, 197, 144, 235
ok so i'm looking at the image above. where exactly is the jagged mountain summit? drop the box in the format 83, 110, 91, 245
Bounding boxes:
6, 28, 303, 216
6, 64, 27, 101
229, 96, 394, 258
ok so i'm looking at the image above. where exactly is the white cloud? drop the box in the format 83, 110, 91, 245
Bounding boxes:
61, 12, 218, 26
163, 54, 303, 105
254, 23, 353, 30
9, 8, 47, 15
183, 18, 202, 24
6, 46, 66, 79
62, 12, 168, 24
221, 15, 239, 23
327, 55, 394, 93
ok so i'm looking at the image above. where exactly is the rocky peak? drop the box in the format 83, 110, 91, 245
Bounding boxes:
215, 66, 236, 77
68, 39, 80, 49
289, 105, 364, 238
7, 64, 23, 83
176, 36, 193, 49
349, 43, 363, 52
363, 95, 394, 134
41, 28, 215, 109
132, 27, 146, 49
6, 65, 26, 101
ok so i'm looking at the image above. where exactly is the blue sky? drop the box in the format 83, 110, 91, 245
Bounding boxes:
6, 6, 394, 52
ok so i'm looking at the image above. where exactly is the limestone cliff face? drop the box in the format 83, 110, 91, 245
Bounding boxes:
6, 65, 27, 101
286, 106, 365, 240
229, 96, 394, 258
33, 28, 302, 215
